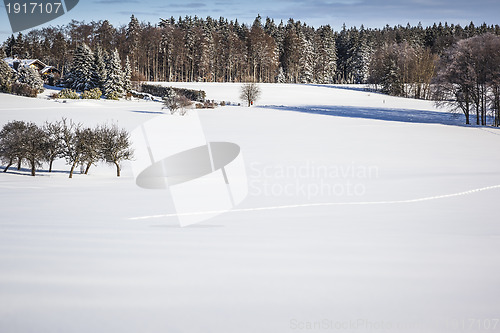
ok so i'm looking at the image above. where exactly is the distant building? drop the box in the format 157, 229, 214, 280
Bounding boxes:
3, 57, 60, 85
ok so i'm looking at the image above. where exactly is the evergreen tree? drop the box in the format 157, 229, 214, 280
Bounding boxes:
381, 58, 403, 96
66, 43, 96, 91
92, 45, 107, 91
315, 25, 337, 83
351, 37, 372, 83
299, 33, 315, 83
0, 59, 16, 92
123, 56, 132, 93
282, 20, 301, 83
104, 49, 124, 98
16, 66, 44, 92
276, 67, 286, 83
4, 35, 16, 58
126, 15, 141, 72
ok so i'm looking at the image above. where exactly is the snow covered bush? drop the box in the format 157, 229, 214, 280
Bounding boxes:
16, 66, 44, 93
82, 88, 102, 100
106, 91, 120, 100
11, 83, 38, 98
0, 59, 16, 93
57, 89, 80, 99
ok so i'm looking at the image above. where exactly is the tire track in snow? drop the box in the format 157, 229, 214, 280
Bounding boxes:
129, 184, 500, 220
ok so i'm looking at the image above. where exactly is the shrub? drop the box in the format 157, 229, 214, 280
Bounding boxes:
106, 91, 120, 100
140, 84, 206, 102
57, 89, 80, 99
82, 88, 102, 99
11, 82, 38, 97
16, 66, 44, 93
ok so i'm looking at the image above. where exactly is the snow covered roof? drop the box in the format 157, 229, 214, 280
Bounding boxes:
3, 57, 59, 74
41, 66, 59, 74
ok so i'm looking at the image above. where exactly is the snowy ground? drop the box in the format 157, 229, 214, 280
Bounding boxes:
1, 84, 500, 332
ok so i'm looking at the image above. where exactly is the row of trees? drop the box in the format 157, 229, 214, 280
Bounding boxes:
2, 16, 499, 86
0, 119, 133, 177
368, 42, 438, 99
434, 34, 500, 126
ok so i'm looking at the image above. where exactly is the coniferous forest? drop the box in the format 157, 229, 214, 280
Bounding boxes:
1, 15, 498, 85
2, 15, 500, 125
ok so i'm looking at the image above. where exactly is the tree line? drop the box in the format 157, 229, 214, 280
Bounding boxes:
0, 119, 133, 177
2, 15, 500, 126
2, 16, 499, 86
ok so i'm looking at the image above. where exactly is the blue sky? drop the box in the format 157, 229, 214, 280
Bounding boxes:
1, 0, 499, 44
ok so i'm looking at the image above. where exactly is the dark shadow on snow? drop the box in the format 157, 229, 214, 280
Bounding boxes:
257, 104, 474, 127
308, 84, 372, 93
1, 166, 73, 176
132, 110, 165, 115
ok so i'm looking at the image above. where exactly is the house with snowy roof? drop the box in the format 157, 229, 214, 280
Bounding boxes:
3, 57, 60, 85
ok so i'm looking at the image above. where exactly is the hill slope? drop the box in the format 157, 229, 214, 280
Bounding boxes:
1, 84, 500, 333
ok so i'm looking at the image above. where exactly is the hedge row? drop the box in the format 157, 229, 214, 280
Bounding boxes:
140, 84, 206, 102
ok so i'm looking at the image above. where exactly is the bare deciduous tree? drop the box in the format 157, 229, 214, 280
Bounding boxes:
240, 82, 261, 107
100, 124, 134, 177
433, 33, 500, 126
162, 90, 193, 115
22, 122, 47, 176
0, 120, 27, 173
60, 118, 83, 179
43, 120, 64, 172
78, 127, 102, 175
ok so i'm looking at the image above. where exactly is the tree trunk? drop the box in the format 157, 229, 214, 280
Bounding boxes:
48, 158, 54, 173
465, 99, 470, 125
114, 161, 121, 177
69, 161, 77, 178
3, 159, 13, 173
84, 162, 92, 175
17, 158, 22, 170
30, 162, 36, 176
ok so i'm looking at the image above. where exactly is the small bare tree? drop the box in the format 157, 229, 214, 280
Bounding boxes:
78, 126, 102, 175
61, 118, 83, 178
43, 120, 64, 173
240, 82, 261, 107
22, 122, 48, 176
162, 90, 192, 115
0, 120, 27, 172
100, 124, 134, 177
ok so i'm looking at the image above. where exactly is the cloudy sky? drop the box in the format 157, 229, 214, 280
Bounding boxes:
1, 0, 499, 43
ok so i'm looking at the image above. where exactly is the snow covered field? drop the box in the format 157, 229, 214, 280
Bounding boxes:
1, 84, 500, 332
